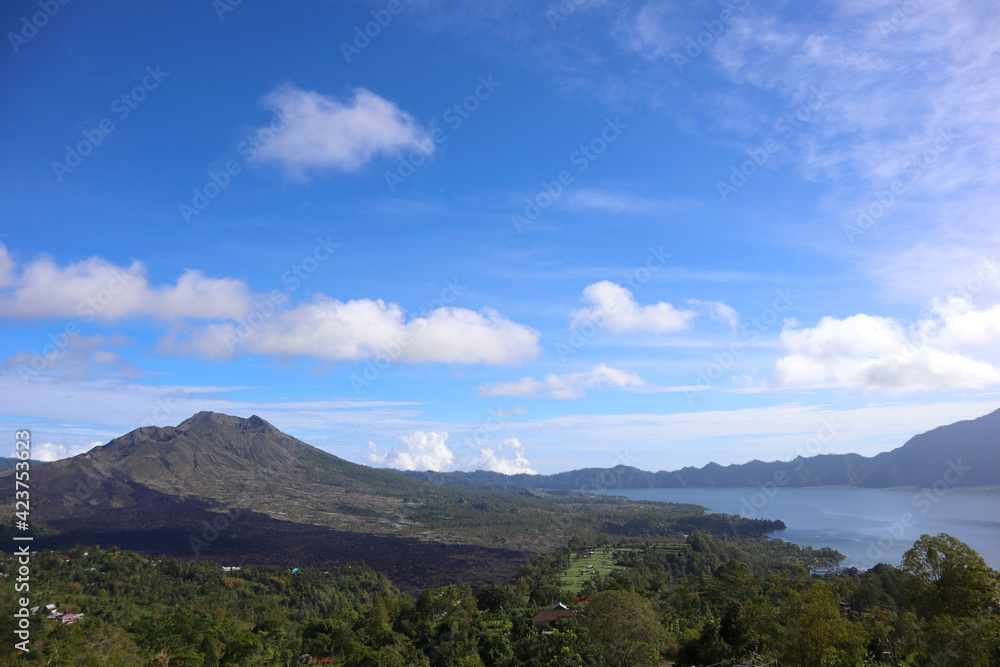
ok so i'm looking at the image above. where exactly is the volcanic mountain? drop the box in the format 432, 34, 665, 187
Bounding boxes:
1, 412, 538, 590
18, 411, 420, 527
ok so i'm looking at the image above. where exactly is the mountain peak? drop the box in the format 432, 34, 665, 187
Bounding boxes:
68, 411, 340, 499
177, 411, 276, 433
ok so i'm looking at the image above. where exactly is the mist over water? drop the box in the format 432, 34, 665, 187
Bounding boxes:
593, 487, 1000, 570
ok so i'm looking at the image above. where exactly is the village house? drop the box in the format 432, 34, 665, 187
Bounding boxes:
532, 603, 584, 632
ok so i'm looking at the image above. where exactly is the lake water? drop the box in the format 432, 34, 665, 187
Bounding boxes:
592, 487, 1000, 571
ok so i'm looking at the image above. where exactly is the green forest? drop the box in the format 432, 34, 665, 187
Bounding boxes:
2, 531, 998, 666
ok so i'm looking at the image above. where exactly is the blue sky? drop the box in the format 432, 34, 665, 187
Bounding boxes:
2, 0, 999, 473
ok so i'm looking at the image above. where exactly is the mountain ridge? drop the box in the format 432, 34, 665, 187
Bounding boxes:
401, 406, 1000, 490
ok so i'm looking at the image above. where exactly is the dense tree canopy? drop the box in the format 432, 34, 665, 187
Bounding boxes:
2, 532, 998, 665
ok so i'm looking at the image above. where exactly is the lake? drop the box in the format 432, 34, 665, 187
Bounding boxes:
592, 487, 1000, 571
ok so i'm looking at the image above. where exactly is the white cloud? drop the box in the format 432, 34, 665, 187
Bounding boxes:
691, 299, 740, 329
172, 298, 540, 365
572, 281, 695, 333
571, 282, 735, 335
365, 431, 455, 471
775, 297, 1000, 391
365, 431, 536, 474
469, 437, 536, 474
31, 440, 102, 462
479, 363, 645, 399
258, 85, 434, 176
0, 247, 253, 322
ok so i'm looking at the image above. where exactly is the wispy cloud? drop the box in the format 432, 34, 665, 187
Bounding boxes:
705, 2, 1000, 298
479, 363, 645, 399
2, 334, 141, 383
561, 188, 672, 213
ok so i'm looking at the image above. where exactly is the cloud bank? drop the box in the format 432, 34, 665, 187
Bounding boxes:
172, 299, 540, 365
776, 297, 1000, 391
364, 430, 536, 474
0, 246, 251, 322
479, 363, 646, 399
0, 246, 539, 366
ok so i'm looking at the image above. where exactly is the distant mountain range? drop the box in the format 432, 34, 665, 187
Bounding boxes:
402, 406, 1000, 490
2, 406, 996, 589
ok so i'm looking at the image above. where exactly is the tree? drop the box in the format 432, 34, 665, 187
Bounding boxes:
530, 583, 565, 607
676, 621, 730, 666
901, 533, 999, 617
772, 581, 864, 667
901, 534, 1000, 665
86, 625, 147, 666
586, 589, 667, 667
475, 586, 519, 612
200, 635, 220, 667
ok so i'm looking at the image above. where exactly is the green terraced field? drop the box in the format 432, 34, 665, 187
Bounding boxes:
557, 544, 687, 596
